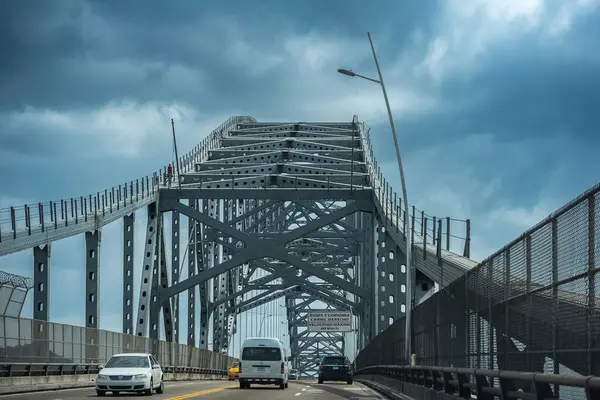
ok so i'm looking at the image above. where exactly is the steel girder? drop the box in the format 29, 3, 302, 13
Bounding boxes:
151, 120, 381, 358
136, 119, 418, 371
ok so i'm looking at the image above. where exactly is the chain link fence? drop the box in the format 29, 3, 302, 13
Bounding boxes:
0, 316, 237, 370
356, 183, 600, 399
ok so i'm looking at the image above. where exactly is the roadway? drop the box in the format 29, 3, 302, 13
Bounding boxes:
1, 380, 388, 399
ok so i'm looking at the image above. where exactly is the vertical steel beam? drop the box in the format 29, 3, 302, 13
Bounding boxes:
85, 229, 101, 363
136, 202, 159, 337
197, 199, 208, 349
123, 213, 134, 335
33, 245, 50, 321
187, 198, 197, 346
149, 217, 162, 340
159, 227, 174, 342
171, 210, 180, 343
359, 211, 375, 348
212, 199, 227, 351
85, 230, 101, 328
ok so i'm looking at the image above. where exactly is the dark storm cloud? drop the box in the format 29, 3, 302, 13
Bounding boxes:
0, 0, 441, 112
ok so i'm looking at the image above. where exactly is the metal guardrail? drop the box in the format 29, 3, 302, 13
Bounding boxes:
0, 362, 228, 378
355, 365, 600, 400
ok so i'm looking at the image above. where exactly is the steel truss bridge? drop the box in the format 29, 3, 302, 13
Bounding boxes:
0, 116, 595, 388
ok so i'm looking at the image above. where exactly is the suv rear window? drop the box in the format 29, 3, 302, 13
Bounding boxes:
322, 357, 348, 365
242, 347, 282, 361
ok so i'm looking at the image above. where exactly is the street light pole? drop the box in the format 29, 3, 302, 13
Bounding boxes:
337, 31, 413, 362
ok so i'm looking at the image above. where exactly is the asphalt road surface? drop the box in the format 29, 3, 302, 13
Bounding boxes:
1, 380, 388, 399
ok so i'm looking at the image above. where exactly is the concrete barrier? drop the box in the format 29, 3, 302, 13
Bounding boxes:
0, 372, 227, 395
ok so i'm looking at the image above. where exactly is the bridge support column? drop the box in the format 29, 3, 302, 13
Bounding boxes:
198, 199, 209, 349
33, 245, 50, 362
171, 210, 180, 343
123, 213, 134, 335
208, 198, 224, 351
33, 245, 50, 321
149, 217, 162, 341
135, 202, 159, 337
359, 211, 375, 348
85, 229, 101, 362
187, 198, 197, 346
159, 227, 174, 343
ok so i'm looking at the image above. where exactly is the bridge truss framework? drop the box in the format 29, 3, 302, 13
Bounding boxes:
0, 116, 473, 377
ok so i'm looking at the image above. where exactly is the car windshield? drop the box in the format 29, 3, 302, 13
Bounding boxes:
322, 357, 347, 365
105, 355, 150, 368
242, 346, 282, 361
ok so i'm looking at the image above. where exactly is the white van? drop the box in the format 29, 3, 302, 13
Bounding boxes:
238, 337, 289, 389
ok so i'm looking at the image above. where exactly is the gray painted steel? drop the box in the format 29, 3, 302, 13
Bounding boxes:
0, 116, 479, 379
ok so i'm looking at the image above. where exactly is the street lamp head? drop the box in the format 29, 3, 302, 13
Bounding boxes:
337, 68, 356, 77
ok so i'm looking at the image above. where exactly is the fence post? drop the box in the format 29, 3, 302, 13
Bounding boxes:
25, 205, 31, 235
446, 217, 450, 251
39, 203, 45, 233
463, 219, 471, 258
423, 217, 428, 260
53, 202, 58, 229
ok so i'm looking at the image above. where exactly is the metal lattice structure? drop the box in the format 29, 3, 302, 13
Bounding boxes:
0, 270, 33, 318
0, 116, 475, 378
356, 183, 600, 400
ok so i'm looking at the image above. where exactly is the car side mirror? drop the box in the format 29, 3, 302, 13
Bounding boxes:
98, 364, 104, 370
152, 364, 160, 369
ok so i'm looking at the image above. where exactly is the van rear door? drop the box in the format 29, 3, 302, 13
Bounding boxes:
241, 346, 282, 378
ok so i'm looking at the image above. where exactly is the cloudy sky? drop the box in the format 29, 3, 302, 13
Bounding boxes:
0, 0, 599, 341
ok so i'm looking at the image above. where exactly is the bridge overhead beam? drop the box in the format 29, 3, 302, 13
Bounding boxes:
159, 188, 372, 202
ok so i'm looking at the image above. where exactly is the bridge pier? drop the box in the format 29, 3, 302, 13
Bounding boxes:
359, 211, 376, 349
122, 213, 134, 335
171, 210, 180, 343
135, 203, 159, 337
33, 245, 50, 321
197, 200, 209, 350
187, 198, 197, 347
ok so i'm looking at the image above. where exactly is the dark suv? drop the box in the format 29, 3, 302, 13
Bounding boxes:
317, 356, 353, 384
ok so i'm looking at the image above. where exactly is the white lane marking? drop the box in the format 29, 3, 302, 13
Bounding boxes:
295, 393, 302, 396
301, 387, 308, 391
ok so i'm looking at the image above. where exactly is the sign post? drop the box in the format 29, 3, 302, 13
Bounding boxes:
307, 311, 352, 332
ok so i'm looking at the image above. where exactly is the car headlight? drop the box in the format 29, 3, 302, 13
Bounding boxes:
97, 374, 108, 380
134, 374, 150, 380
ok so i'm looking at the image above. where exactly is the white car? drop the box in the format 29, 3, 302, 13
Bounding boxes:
239, 337, 289, 389
95, 353, 165, 396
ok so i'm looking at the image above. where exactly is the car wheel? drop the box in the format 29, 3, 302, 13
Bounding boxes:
96, 390, 106, 396
144, 378, 153, 395
285, 381, 289, 388
156, 378, 164, 394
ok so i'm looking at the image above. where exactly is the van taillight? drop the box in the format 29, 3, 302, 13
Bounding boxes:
239, 362, 242, 373
280, 362, 284, 374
